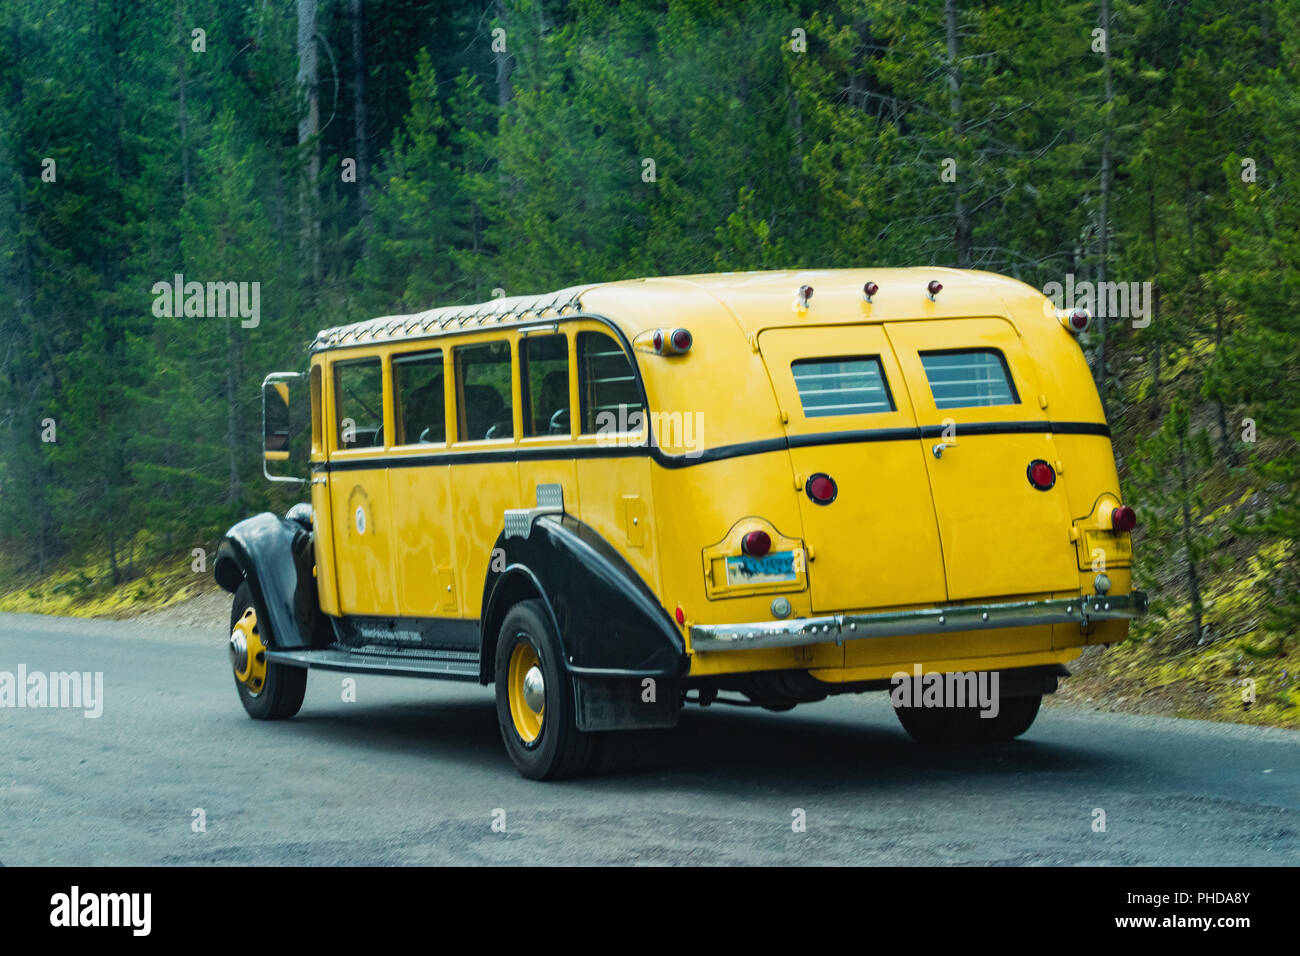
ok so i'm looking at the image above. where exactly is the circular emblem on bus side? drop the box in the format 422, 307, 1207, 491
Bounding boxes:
355, 506, 366, 535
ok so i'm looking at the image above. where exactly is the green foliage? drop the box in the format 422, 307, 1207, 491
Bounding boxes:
1128, 398, 1223, 643
0, 0, 1293, 658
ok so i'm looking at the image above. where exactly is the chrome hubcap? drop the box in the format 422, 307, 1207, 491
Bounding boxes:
522, 665, 545, 713
229, 629, 248, 674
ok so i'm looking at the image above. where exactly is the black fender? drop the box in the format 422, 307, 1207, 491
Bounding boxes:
213, 510, 329, 650
479, 513, 688, 684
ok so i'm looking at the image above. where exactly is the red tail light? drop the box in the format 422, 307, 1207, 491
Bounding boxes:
742, 530, 771, 557
927, 280, 943, 300
1027, 459, 1056, 491
1111, 505, 1137, 532
651, 328, 692, 355
863, 281, 879, 302
805, 473, 838, 505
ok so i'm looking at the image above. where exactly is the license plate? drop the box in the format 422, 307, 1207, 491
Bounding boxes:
1084, 529, 1132, 562
726, 551, 798, 587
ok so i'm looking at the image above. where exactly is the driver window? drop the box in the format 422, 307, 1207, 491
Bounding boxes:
333, 358, 384, 449
454, 340, 514, 441
520, 334, 570, 437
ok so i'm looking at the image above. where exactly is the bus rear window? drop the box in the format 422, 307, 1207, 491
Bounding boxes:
791, 357, 894, 417
919, 349, 1018, 409
578, 332, 643, 433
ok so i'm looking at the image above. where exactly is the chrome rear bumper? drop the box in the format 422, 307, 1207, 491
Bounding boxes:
689, 591, 1149, 653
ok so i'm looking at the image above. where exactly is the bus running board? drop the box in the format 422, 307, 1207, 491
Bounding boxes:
265, 645, 480, 681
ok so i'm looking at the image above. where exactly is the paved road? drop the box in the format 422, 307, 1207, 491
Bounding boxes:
1, 611, 1296, 865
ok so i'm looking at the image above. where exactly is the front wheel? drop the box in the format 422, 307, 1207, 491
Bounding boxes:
494, 599, 596, 780
229, 581, 307, 720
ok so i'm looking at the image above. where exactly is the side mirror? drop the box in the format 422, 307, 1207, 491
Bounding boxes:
263, 372, 305, 485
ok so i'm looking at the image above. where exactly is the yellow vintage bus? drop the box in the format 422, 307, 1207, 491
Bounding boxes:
217, 268, 1147, 779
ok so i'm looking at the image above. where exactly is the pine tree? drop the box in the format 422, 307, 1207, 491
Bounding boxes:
1129, 399, 1222, 644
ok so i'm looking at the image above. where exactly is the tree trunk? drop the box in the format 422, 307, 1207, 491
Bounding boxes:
1096, 0, 1115, 410
297, 0, 321, 281
944, 0, 971, 268
1177, 435, 1205, 643
351, 0, 369, 234
1147, 169, 1161, 409
1213, 305, 1236, 465
176, 0, 190, 193
107, 520, 120, 586
224, 314, 242, 506
494, 0, 513, 107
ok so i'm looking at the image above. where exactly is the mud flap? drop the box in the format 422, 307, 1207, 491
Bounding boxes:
573, 675, 680, 731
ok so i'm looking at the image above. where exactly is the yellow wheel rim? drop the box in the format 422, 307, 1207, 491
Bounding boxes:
230, 606, 268, 697
508, 641, 545, 744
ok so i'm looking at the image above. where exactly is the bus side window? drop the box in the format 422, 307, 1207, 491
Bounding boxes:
333, 358, 384, 449
393, 349, 445, 445
577, 331, 643, 434
455, 340, 514, 441
520, 334, 570, 437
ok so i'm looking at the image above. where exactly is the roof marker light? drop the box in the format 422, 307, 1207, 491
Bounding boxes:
794, 285, 814, 310
863, 281, 879, 303
927, 280, 943, 301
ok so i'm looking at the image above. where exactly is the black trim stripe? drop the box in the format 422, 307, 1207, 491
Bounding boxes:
313, 420, 1111, 473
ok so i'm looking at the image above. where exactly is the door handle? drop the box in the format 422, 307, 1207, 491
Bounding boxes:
311, 477, 327, 486
931, 442, 958, 459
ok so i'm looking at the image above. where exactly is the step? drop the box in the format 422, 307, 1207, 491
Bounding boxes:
265, 645, 481, 682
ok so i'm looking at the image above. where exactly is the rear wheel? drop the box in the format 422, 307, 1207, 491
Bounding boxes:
975, 694, 1041, 742
494, 599, 596, 780
894, 693, 1042, 745
229, 581, 307, 720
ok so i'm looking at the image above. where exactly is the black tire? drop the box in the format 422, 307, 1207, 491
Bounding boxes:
230, 581, 308, 721
893, 692, 1042, 746
974, 693, 1041, 742
893, 699, 983, 746
493, 599, 596, 780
